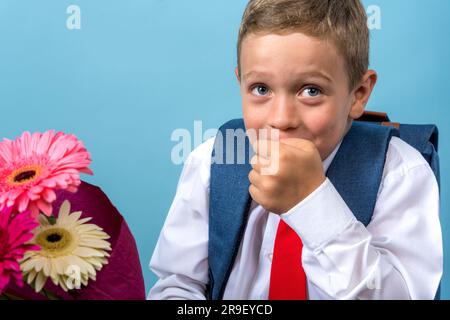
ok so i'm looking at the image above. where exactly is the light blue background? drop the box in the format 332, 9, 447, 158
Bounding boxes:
0, 0, 448, 298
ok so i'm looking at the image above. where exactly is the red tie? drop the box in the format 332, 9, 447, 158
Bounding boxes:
268, 219, 308, 300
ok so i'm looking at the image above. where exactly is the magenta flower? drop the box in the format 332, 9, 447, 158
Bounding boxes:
0, 206, 40, 294
0, 131, 93, 218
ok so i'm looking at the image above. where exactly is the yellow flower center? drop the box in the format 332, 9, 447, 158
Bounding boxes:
36, 227, 74, 256
7, 164, 42, 186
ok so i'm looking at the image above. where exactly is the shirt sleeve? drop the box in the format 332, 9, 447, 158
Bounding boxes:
281, 138, 443, 300
147, 138, 214, 300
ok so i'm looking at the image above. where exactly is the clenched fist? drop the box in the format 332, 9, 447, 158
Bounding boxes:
249, 138, 326, 215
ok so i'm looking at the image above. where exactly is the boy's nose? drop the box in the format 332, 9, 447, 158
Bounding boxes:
267, 95, 299, 131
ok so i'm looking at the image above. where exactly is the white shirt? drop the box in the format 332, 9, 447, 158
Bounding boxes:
148, 135, 442, 300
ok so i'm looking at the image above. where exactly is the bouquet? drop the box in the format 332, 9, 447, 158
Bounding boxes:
0, 131, 145, 299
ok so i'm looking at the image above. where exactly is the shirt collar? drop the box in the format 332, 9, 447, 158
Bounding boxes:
322, 139, 343, 172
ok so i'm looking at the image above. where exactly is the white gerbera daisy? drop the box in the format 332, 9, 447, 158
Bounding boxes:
20, 200, 111, 292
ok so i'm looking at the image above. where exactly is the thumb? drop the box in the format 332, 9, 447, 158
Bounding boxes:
280, 138, 315, 152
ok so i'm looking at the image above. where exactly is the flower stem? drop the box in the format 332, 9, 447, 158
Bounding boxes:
0, 292, 24, 300
40, 288, 61, 300
0, 293, 9, 300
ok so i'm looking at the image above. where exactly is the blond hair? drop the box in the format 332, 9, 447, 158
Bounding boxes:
237, 0, 369, 90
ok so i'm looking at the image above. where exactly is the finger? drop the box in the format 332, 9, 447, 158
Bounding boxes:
249, 184, 264, 205
253, 139, 279, 158
250, 155, 271, 173
248, 169, 263, 188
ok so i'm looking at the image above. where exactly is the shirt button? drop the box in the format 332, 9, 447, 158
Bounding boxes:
268, 253, 273, 261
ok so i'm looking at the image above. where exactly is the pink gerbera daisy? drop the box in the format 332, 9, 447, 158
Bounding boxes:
0, 131, 93, 218
0, 206, 40, 294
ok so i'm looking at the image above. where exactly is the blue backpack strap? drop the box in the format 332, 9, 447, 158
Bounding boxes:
397, 124, 440, 187
207, 119, 253, 300
395, 124, 441, 300
326, 122, 398, 227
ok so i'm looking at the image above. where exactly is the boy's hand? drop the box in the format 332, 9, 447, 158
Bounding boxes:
249, 138, 326, 215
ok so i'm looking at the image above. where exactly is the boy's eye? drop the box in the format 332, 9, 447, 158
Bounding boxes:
251, 85, 270, 96
300, 87, 322, 97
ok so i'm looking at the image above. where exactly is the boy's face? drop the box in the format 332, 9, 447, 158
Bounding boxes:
237, 32, 376, 160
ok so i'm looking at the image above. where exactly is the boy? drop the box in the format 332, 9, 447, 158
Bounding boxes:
148, 0, 442, 299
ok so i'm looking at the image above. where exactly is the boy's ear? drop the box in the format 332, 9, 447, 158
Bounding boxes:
349, 70, 378, 119
235, 67, 241, 83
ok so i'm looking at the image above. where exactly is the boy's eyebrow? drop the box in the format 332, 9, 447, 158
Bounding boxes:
243, 70, 333, 83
